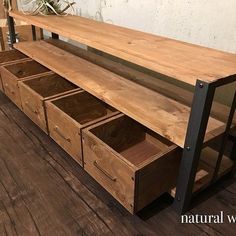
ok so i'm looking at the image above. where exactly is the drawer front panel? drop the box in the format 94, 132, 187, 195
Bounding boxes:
2, 74, 22, 108
136, 147, 181, 211
46, 102, 83, 166
83, 130, 135, 213
20, 83, 47, 133
0, 75, 3, 92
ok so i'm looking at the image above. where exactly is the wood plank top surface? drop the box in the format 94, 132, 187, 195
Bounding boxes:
14, 40, 224, 147
10, 11, 236, 86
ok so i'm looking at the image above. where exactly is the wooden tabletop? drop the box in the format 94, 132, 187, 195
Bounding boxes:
10, 11, 236, 86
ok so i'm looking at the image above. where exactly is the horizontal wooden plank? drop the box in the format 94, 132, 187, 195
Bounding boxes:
10, 11, 236, 86
170, 147, 234, 196
14, 40, 225, 147
47, 39, 236, 125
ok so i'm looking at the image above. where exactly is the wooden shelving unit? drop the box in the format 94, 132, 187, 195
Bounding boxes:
14, 40, 225, 148
7, 10, 236, 214
9, 11, 236, 86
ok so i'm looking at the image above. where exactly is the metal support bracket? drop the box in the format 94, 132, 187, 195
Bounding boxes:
31, 25, 36, 41
173, 80, 215, 214
52, 33, 59, 39
6, 14, 16, 49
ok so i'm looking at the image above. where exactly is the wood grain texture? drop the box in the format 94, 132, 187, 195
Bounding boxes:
83, 122, 135, 213
19, 73, 78, 133
83, 114, 181, 213
136, 147, 181, 212
170, 147, 233, 197
0, 50, 28, 64
1, 59, 51, 109
14, 40, 225, 147
3, 60, 50, 79
47, 39, 235, 125
10, 11, 236, 85
1, 67, 23, 108
0, 0, 17, 18
46, 90, 119, 166
0, 76, 3, 91
0, 50, 29, 92
1, 91, 236, 235
0, 93, 139, 236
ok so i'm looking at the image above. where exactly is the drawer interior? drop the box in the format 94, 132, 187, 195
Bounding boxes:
0, 50, 28, 64
22, 74, 77, 97
4, 60, 49, 78
89, 115, 173, 166
51, 92, 116, 125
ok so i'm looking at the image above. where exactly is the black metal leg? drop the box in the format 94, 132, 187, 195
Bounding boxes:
230, 141, 236, 161
7, 14, 16, 49
229, 142, 236, 178
31, 25, 36, 41
173, 80, 215, 214
229, 128, 236, 176
51, 33, 59, 39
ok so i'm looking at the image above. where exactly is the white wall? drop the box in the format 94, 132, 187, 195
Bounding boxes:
75, 0, 236, 53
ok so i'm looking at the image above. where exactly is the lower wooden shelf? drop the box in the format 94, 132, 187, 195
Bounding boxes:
14, 40, 225, 148
170, 147, 234, 197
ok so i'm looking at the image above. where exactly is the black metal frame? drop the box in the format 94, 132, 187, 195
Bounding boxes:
7, 16, 236, 215
173, 78, 236, 214
173, 81, 216, 213
51, 33, 59, 39
6, 15, 16, 49
31, 25, 37, 41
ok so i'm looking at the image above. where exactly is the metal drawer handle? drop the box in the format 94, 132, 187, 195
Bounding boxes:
93, 161, 117, 182
25, 102, 38, 114
54, 126, 71, 143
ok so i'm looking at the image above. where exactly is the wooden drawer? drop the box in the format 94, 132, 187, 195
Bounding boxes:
19, 73, 79, 133
82, 114, 182, 213
1, 60, 51, 108
0, 50, 28, 65
46, 90, 119, 166
0, 50, 29, 92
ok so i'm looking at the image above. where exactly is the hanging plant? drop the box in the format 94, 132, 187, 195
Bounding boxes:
20, 0, 76, 16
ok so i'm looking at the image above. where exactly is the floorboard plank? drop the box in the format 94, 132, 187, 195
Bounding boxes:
1, 91, 236, 235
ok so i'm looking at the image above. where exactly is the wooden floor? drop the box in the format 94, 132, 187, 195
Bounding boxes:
1, 91, 236, 236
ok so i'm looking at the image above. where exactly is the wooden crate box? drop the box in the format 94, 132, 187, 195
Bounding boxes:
19, 74, 79, 133
0, 49, 29, 92
1, 60, 51, 108
46, 90, 119, 166
82, 114, 182, 213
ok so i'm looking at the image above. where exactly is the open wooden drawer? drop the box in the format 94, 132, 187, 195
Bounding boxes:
1, 60, 51, 108
46, 90, 119, 166
0, 50, 29, 92
19, 73, 79, 133
82, 114, 182, 213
